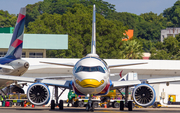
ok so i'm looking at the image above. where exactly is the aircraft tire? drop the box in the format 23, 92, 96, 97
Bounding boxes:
59, 100, 63, 110
120, 101, 124, 111
128, 101, 132, 111
51, 100, 55, 110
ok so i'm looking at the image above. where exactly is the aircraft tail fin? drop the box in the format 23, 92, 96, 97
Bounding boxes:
5, 7, 26, 59
91, 4, 96, 54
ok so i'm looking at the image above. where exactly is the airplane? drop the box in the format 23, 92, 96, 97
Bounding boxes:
1, 5, 180, 111
0, 7, 30, 93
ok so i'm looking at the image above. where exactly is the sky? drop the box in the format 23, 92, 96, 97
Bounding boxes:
0, 0, 178, 15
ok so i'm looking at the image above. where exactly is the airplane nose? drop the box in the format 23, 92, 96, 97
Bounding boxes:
76, 79, 104, 88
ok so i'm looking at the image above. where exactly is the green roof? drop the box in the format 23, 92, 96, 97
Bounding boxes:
0, 34, 68, 50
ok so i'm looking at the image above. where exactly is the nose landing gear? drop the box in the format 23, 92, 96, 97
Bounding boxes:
86, 94, 94, 112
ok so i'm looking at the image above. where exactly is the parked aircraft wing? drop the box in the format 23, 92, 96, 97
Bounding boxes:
0, 64, 14, 70
41, 79, 71, 88
147, 76, 180, 84
42, 75, 72, 79
28, 65, 57, 70
111, 76, 180, 90
0, 75, 72, 89
108, 62, 148, 68
111, 80, 141, 89
40, 61, 75, 67
0, 75, 35, 82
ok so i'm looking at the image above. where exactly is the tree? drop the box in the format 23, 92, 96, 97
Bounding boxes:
27, 4, 128, 58
163, 1, 180, 27
138, 38, 155, 52
150, 36, 180, 60
118, 40, 143, 59
136, 21, 162, 41
25, 0, 116, 26
0, 10, 17, 27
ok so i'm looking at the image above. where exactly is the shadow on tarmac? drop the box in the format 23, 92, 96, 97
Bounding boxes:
1, 107, 180, 113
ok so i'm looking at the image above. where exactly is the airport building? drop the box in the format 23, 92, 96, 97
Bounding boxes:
161, 27, 180, 42
0, 27, 68, 58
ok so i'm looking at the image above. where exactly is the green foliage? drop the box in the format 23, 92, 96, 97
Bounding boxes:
136, 21, 161, 41
106, 12, 144, 29
27, 4, 137, 59
138, 38, 155, 52
0, 10, 17, 27
118, 40, 143, 59
106, 11, 168, 42
163, 0, 180, 27
25, 0, 115, 26
26, 2, 42, 27
150, 36, 180, 60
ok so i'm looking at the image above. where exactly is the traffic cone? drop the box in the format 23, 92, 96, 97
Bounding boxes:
24, 101, 26, 107
104, 102, 107, 108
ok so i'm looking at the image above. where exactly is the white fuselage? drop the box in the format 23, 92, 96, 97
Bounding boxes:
72, 55, 111, 95
0, 58, 29, 88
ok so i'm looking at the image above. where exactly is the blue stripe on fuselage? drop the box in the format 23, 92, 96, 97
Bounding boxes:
0, 57, 15, 65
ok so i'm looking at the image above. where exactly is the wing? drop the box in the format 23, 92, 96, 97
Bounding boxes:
111, 80, 141, 89
28, 64, 60, 70
0, 64, 14, 70
40, 61, 75, 67
42, 75, 72, 79
108, 62, 147, 68
111, 76, 180, 90
147, 76, 180, 84
0, 75, 72, 89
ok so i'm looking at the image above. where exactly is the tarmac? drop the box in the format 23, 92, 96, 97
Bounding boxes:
0, 106, 180, 113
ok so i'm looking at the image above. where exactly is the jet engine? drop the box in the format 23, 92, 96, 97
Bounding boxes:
27, 83, 50, 106
132, 83, 156, 107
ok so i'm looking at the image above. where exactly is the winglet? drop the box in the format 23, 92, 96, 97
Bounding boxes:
5, 7, 26, 59
91, 4, 96, 54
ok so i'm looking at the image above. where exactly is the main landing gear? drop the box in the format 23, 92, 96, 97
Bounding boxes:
117, 87, 133, 111
120, 100, 133, 111
50, 86, 66, 110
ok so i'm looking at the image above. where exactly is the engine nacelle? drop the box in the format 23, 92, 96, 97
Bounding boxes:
132, 83, 156, 107
27, 83, 50, 106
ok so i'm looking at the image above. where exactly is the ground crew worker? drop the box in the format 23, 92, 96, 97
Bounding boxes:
168, 96, 171, 105
0, 94, 3, 102
170, 96, 173, 104
67, 90, 75, 107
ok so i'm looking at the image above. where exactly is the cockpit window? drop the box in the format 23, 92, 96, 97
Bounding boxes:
75, 66, 105, 73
